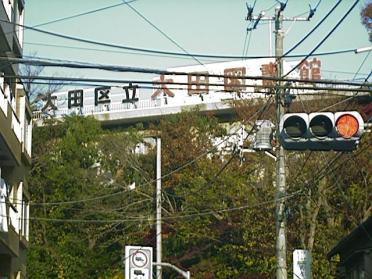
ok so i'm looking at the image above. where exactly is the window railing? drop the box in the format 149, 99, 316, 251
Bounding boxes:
0, 178, 21, 235
17, 16, 24, 47
23, 120, 32, 156
8, 197, 19, 234
2, 0, 12, 21
0, 178, 8, 232
11, 110, 22, 142
20, 199, 29, 241
0, 86, 8, 116
14, 5, 24, 47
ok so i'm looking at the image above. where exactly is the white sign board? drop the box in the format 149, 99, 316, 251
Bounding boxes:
151, 58, 321, 107
125, 246, 153, 279
39, 85, 144, 118
293, 249, 312, 279
36, 58, 322, 120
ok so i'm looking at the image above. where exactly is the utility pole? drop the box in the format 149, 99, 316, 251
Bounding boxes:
245, 4, 308, 279
156, 137, 162, 279
274, 7, 287, 279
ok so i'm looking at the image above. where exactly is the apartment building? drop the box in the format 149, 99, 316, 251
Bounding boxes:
0, 0, 32, 278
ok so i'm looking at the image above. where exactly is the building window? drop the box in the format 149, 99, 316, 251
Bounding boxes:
0, 178, 8, 232
21, 197, 29, 240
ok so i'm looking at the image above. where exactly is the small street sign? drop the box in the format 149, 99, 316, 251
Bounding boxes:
293, 249, 312, 279
125, 246, 153, 279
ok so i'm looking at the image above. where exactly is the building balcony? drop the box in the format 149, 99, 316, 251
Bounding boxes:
0, 86, 22, 166
0, 224, 20, 257
0, 178, 28, 258
17, 86, 32, 165
0, 0, 24, 57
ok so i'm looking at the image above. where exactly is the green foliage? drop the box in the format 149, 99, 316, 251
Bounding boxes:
28, 112, 371, 278
28, 116, 154, 279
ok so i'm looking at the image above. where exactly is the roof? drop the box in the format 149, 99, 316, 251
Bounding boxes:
328, 217, 372, 259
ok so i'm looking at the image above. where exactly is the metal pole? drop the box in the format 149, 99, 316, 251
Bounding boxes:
269, 20, 273, 56
153, 262, 190, 279
274, 7, 287, 279
156, 137, 162, 279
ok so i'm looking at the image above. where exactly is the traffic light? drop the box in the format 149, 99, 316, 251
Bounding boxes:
279, 111, 364, 151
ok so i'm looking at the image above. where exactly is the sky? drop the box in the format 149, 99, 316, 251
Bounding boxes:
22, 0, 372, 90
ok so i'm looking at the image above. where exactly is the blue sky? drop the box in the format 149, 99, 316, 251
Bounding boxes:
23, 0, 371, 85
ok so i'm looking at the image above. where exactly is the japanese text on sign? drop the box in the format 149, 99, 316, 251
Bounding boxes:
188, 72, 209, 95
152, 75, 175, 99
224, 67, 246, 92
260, 62, 277, 87
299, 58, 321, 80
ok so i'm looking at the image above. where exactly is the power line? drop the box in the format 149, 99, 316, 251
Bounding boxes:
3, 0, 138, 37
320, 69, 372, 112
21, 143, 371, 222
298, 142, 371, 208
20, 95, 277, 208
3, 56, 371, 88
242, 28, 251, 57
1, 18, 240, 60
13, 75, 371, 95
352, 51, 371, 80
23, 40, 363, 60
34, 1, 138, 28
0, 19, 364, 60
12, 76, 372, 94
122, 0, 204, 66
1, 190, 302, 224
23, 42, 220, 62
7, 141, 368, 216
26, 105, 271, 207
322, 69, 369, 76
283, 0, 361, 78
9, 74, 371, 94
19, 81, 271, 97
244, 30, 253, 57
263, 2, 278, 13
283, 0, 342, 57
6, 110, 368, 224
20, 80, 366, 102
207, 96, 274, 181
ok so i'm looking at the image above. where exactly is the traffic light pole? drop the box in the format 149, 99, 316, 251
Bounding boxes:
274, 8, 287, 279
246, 5, 308, 278
156, 137, 162, 279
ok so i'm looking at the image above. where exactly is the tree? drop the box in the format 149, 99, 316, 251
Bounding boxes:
28, 106, 370, 278
28, 116, 155, 278
20, 53, 65, 110
155, 111, 278, 278
361, 1, 372, 42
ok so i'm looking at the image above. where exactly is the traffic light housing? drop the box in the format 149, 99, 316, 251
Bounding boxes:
279, 111, 364, 151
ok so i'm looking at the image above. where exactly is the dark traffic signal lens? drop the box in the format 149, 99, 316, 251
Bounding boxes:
310, 115, 333, 137
283, 116, 307, 138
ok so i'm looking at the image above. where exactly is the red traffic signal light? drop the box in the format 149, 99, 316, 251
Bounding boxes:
335, 113, 360, 138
